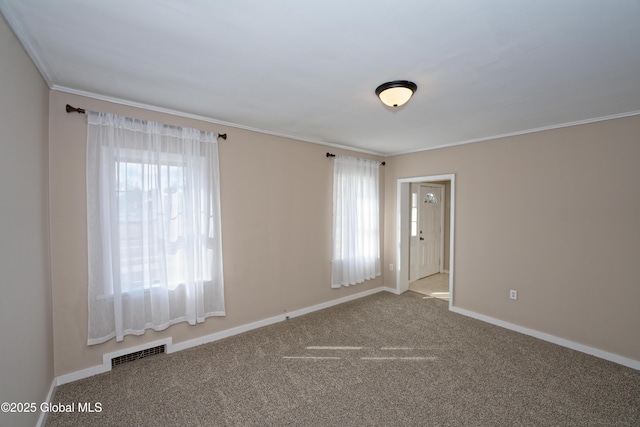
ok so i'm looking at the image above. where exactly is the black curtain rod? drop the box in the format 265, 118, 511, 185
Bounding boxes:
66, 104, 227, 140
326, 152, 385, 166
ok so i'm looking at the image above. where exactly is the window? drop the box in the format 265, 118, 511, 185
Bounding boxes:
424, 192, 438, 204
115, 154, 205, 293
86, 112, 225, 345
411, 192, 418, 237
331, 155, 381, 287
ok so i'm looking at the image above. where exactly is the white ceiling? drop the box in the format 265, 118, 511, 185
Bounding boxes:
2, 0, 640, 155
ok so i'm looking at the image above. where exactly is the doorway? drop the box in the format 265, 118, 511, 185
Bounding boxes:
395, 174, 455, 308
409, 183, 444, 282
409, 273, 450, 301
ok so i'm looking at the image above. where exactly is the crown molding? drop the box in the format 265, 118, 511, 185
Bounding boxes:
388, 109, 640, 157
0, 0, 54, 87
51, 85, 387, 157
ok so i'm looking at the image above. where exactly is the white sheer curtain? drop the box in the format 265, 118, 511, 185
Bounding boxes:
86, 111, 225, 345
331, 155, 381, 287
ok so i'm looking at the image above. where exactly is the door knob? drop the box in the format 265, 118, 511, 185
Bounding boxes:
419, 237, 424, 241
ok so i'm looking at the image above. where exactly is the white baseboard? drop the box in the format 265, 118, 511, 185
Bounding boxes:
56, 362, 111, 386
286, 287, 385, 318
168, 316, 284, 354
450, 306, 640, 371
55, 286, 387, 385
382, 286, 402, 295
35, 378, 57, 427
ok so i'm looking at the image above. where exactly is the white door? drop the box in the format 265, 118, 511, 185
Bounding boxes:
418, 185, 442, 278
408, 183, 420, 282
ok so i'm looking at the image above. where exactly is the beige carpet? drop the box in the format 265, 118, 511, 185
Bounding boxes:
409, 273, 450, 300
46, 291, 640, 426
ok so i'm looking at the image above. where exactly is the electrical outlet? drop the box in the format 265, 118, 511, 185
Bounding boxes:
389, 264, 394, 271
509, 289, 518, 300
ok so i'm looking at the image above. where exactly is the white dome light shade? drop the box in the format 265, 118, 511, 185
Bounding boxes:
375, 80, 417, 107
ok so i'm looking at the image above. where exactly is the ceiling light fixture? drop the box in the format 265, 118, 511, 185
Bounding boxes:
375, 80, 417, 108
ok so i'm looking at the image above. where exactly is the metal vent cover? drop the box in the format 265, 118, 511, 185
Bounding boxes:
111, 345, 165, 368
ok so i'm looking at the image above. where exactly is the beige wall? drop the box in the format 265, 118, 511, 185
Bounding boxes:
384, 115, 640, 361
0, 13, 53, 427
48, 91, 385, 375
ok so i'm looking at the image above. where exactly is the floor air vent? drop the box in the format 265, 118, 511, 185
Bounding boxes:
111, 345, 166, 368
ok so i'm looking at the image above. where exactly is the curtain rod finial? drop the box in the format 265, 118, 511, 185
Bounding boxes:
66, 104, 86, 114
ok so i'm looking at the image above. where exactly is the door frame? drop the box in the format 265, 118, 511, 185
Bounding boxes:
396, 174, 455, 308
